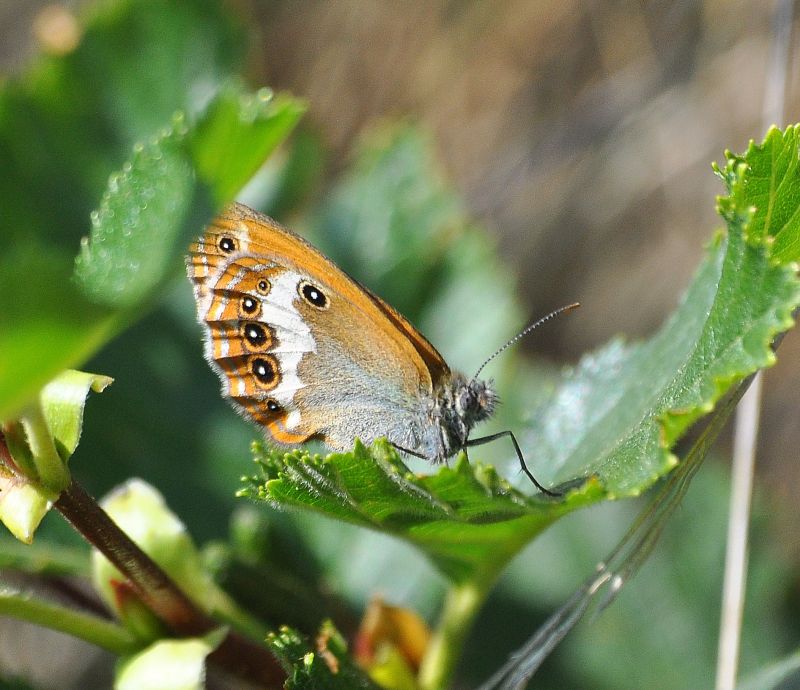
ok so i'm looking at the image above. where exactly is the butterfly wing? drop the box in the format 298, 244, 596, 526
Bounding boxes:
187, 203, 450, 451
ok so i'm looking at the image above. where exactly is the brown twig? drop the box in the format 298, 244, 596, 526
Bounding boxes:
44, 475, 284, 687
54, 480, 207, 633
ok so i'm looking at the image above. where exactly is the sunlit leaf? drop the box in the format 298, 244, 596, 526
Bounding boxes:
0, 0, 303, 420
242, 440, 601, 585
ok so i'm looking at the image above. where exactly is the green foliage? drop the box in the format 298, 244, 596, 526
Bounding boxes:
0, 3, 302, 680
0, 0, 245, 250
242, 440, 602, 586
0, 254, 115, 422
0, 371, 111, 541
525, 130, 800, 496
1, 84, 303, 420
73, 115, 202, 308
267, 621, 381, 690
190, 85, 307, 206
527, 239, 797, 495
35, 370, 114, 461
72, 86, 303, 311
2, 1, 800, 687
242, 127, 800, 598
0, 0, 252, 419
716, 126, 800, 261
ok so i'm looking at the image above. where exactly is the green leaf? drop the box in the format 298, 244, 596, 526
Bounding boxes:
525, 127, 800, 496
115, 628, 227, 690
241, 440, 602, 585
40, 370, 113, 460
0, 370, 111, 542
480, 378, 754, 689
1, 91, 302, 419
0, 250, 115, 422
190, 84, 307, 206
73, 113, 203, 308
0, 478, 53, 545
0, 0, 246, 252
73, 84, 304, 310
267, 621, 381, 690
715, 125, 800, 261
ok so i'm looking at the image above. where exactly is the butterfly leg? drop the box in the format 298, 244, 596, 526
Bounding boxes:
466, 430, 562, 497
390, 442, 429, 461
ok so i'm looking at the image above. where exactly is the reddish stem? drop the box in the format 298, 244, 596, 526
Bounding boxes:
52, 479, 284, 687
54, 480, 207, 633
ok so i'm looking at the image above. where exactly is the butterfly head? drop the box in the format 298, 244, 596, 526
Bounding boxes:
423, 372, 497, 462
455, 375, 497, 428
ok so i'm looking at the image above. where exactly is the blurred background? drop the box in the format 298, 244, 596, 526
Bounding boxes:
1, 1, 800, 688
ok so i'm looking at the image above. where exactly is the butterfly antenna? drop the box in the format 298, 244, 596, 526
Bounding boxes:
473, 302, 581, 379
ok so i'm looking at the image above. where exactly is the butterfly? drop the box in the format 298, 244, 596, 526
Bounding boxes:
187, 203, 572, 494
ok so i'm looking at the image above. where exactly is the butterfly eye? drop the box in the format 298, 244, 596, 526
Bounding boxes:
257, 279, 271, 295
240, 295, 259, 315
299, 281, 328, 309
266, 399, 280, 412
241, 322, 272, 349
218, 236, 237, 253
251, 356, 279, 388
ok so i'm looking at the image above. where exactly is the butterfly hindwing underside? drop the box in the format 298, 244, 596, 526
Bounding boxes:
188, 233, 310, 444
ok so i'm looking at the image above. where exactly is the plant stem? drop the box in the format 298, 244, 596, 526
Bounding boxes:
19, 402, 70, 492
0, 585, 138, 655
716, 1, 794, 687
716, 374, 760, 690
53, 478, 285, 687
55, 479, 207, 634
418, 581, 486, 690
